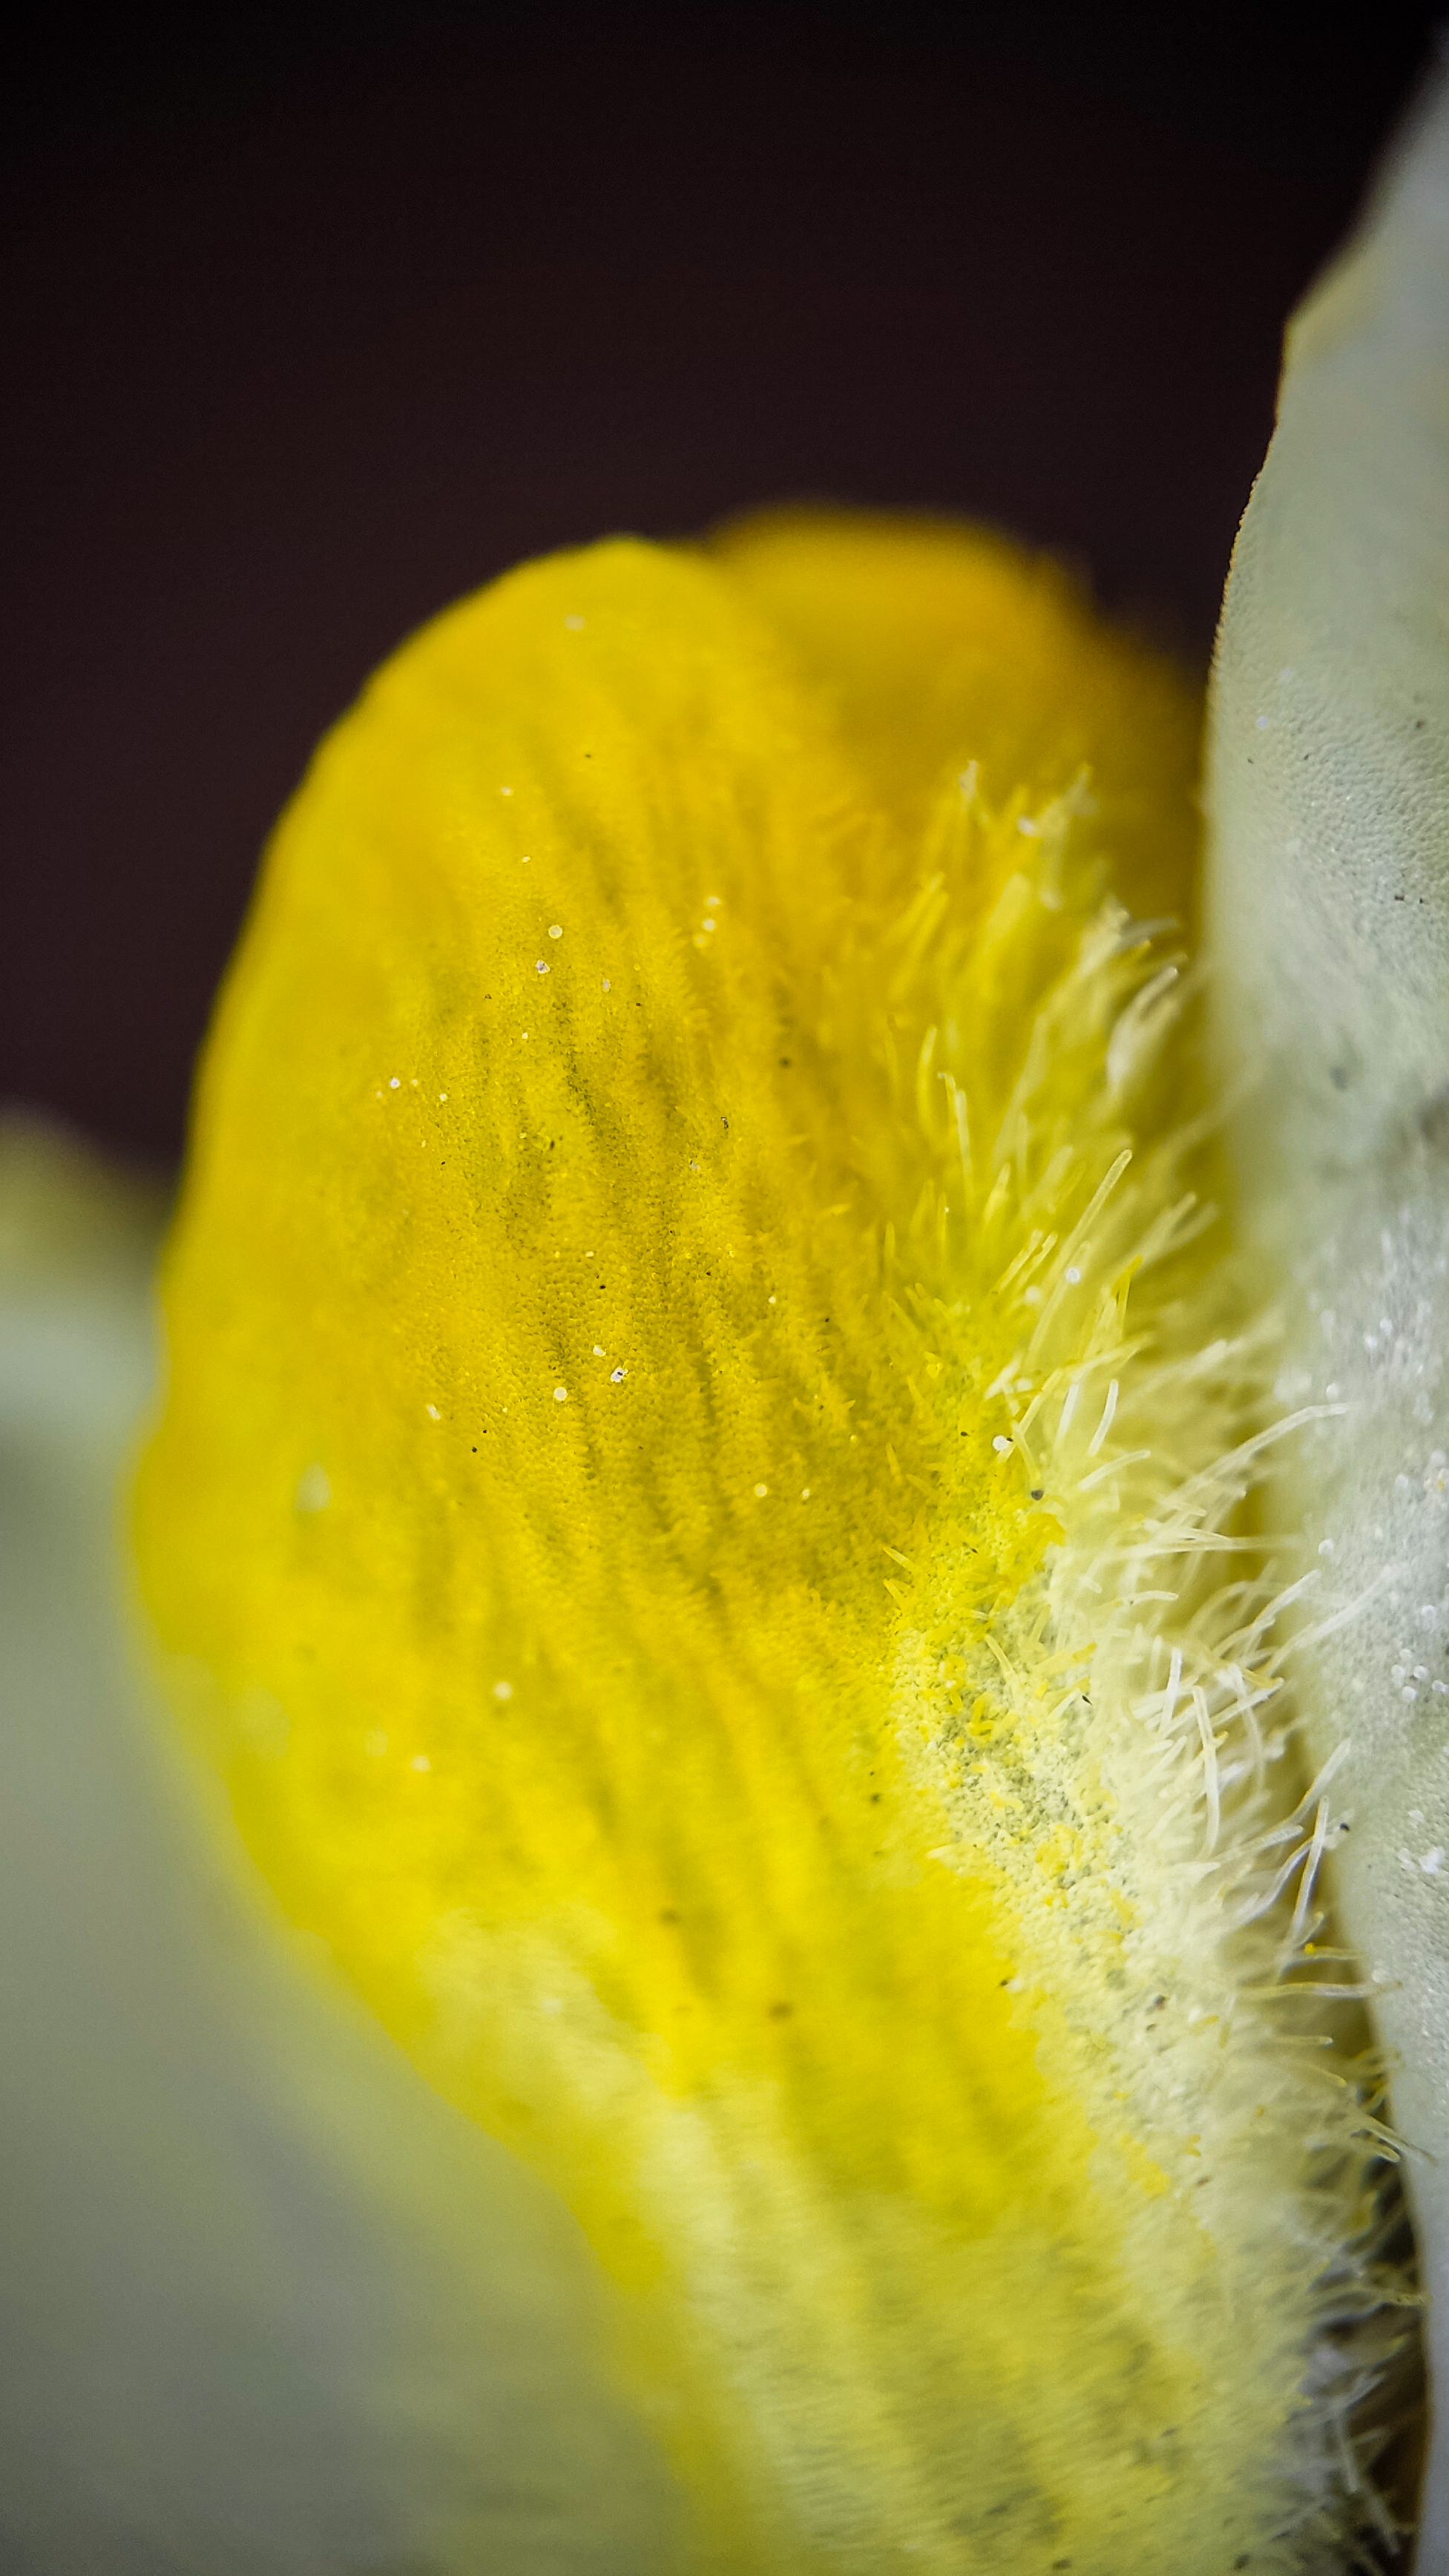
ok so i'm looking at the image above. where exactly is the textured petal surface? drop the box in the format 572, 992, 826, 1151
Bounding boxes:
138, 524, 1396, 2567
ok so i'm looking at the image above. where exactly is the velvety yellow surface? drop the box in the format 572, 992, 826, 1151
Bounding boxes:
135, 519, 1351, 2570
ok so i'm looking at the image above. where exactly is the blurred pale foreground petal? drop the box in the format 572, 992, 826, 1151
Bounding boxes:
1207, 58, 1449, 2564
0, 1116, 694, 2575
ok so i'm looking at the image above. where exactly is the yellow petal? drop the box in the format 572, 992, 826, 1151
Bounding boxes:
137, 525, 1393, 2569
713, 507, 1199, 907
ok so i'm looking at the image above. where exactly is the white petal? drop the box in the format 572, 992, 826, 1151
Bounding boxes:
1207, 64, 1449, 2543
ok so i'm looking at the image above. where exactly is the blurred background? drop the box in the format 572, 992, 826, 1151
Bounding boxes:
3, 0, 1443, 1166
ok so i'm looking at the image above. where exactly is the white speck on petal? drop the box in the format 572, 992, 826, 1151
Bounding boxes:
548, 924, 563, 939
411, 1755, 431, 1774
536, 961, 549, 976
389, 1077, 401, 1090
993, 1436, 1012, 1456
426, 1404, 441, 1422
563, 614, 585, 631
554, 1387, 568, 1402
754, 1483, 769, 1499
493, 1680, 513, 1703
610, 1367, 626, 1384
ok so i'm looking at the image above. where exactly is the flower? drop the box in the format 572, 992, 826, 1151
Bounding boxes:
8, 66, 1449, 2576
126, 502, 1398, 2565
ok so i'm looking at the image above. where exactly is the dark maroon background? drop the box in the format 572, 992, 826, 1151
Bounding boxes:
3, 2, 1442, 1163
